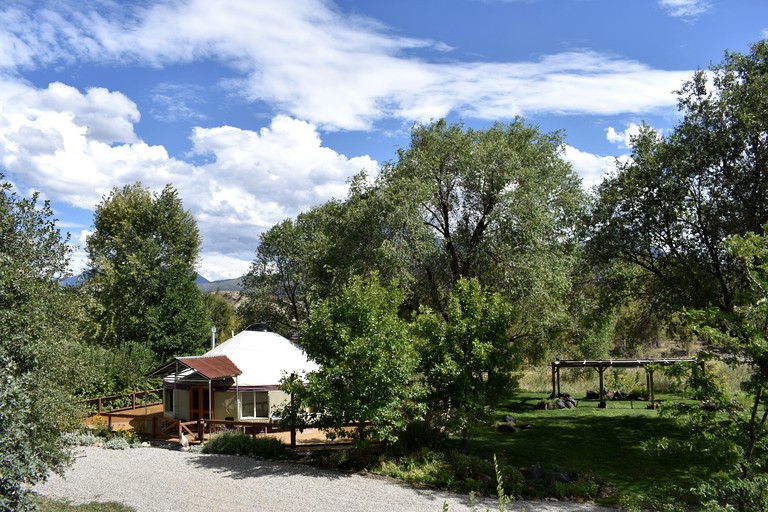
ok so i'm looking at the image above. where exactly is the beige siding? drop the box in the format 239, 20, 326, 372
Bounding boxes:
268, 390, 290, 418
214, 391, 238, 420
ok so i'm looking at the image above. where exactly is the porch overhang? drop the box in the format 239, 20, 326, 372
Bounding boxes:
146, 355, 242, 380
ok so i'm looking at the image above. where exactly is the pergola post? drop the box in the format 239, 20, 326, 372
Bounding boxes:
550, 362, 557, 398
647, 368, 656, 409
597, 365, 607, 408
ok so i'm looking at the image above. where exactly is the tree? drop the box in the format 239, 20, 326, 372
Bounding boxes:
0, 177, 81, 510
414, 277, 519, 451
381, 119, 584, 355
587, 40, 768, 317
240, 173, 412, 336
204, 292, 240, 343
86, 183, 209, 362
239, 217, 312, 337
660, 226, 768, 511
295, 274, 424, 446
585, 41, 768, 509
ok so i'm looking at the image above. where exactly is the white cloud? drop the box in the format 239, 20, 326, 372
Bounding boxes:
658, 0, 712, 19
0, 1, 689, 130
605, 123, 644, 149
562, 145, 623, 191
197, 253, 252, 282
0, 78, 376, 280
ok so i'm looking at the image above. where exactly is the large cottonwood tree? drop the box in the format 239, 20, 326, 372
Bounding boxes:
86, 183, 209, 361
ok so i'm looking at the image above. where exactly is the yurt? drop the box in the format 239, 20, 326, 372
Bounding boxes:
147, 324, 318, 422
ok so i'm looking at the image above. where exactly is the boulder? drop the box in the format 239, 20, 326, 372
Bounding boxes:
497, 423, 517, 433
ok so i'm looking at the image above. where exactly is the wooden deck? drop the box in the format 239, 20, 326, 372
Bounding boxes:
86, 389, 353, 448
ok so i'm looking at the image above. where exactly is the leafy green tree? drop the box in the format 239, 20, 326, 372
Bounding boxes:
0, 177, 81, 510
204, 291, 240, 343
381, 119, 584, 356
240, 174, 411, 337
587, 40, 768, 317
239, 217, 312, 337
660, 225, 768, 511
296, 274, 425, 446
414, 277, 519, 451
86, 183, 209, 362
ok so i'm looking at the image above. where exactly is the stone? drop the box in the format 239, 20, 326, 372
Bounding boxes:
521, 467, 545, 481
497, 423, 517, 433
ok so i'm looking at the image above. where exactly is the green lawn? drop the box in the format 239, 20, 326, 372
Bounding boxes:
461, 392, 713, 507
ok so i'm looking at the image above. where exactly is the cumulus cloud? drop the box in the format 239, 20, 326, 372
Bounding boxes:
658, 0, 712, 19
562, 145, 622, 191
0, 78, 375, 279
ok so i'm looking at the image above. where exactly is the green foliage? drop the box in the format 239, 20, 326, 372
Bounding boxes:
203, 292, 239, 343
202, 431, 294, 459
415, 277, 519, 450
239, 218, 306, 336
34, 497, 135, 512
587, 41, 768, 334
0, 177, 83, 511
60, 432, 100, 447
297, 274, 425, 446
102, 437, 130, 450
86, 183, 209, 362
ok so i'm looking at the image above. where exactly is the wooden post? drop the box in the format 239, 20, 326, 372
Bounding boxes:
551, 363, 556, 398
647, 369, 656, 409
556, 366, 561, 397
598, 365, 607, 408
197, 420, 204, 443
152, 417, 157, 438
97, 397, 102, 414
131, 392, 136, 410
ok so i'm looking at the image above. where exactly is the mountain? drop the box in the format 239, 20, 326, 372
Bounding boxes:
60, 272, 242, 292
197, 277, 243, 293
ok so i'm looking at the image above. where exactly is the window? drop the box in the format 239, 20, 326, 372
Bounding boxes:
241, 391, 269, 418
164, 388, 174, 413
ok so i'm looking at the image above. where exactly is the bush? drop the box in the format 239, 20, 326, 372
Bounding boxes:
103, 438, 129, 450
202, 431, 294, 459
61, 432, 100, 447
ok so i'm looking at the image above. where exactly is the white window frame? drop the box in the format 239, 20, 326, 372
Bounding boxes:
240, 391, 269, 419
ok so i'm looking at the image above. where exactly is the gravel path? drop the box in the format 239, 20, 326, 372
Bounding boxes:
35, 446, 618, 512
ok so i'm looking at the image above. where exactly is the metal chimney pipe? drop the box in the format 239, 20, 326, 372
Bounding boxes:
210, 326, 217, 350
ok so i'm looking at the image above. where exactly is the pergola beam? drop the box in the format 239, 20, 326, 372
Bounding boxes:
549, 358, 700, 408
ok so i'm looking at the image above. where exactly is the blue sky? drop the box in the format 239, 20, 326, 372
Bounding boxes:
0, 0, 765, 280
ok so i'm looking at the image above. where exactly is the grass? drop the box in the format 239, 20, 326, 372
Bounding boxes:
467, 392, 712, 506
366, 390, 718, 509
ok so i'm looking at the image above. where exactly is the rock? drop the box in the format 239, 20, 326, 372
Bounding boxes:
700, 400, 717, 411
497, 423, 517, 433
503, 415, 515, 423
521, 467, 545, 481
556, 399, 566, 409
564, 400, 575, 409
586, 390, 600, 399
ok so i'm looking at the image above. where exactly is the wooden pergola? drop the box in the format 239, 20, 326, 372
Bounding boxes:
550, 358, 702, 408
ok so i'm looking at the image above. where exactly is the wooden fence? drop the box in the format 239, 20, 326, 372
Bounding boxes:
96, 412, 298, 447
83, 388, 163, 414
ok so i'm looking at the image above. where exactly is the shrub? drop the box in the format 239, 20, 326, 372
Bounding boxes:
61, 432, 100, 447
103, 438, 129, 450
202, 431, 293, 459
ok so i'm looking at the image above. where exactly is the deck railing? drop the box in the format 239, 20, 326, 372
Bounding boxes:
83, 388, 163, 414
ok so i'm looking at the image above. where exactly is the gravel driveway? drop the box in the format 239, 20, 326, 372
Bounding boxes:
35, 446, 618, 512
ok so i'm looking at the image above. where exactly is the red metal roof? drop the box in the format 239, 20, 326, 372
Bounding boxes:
176, 355, 242, 379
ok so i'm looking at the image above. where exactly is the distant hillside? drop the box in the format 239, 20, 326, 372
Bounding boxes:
197, 277, 243, 293
61, 272, 242, 292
